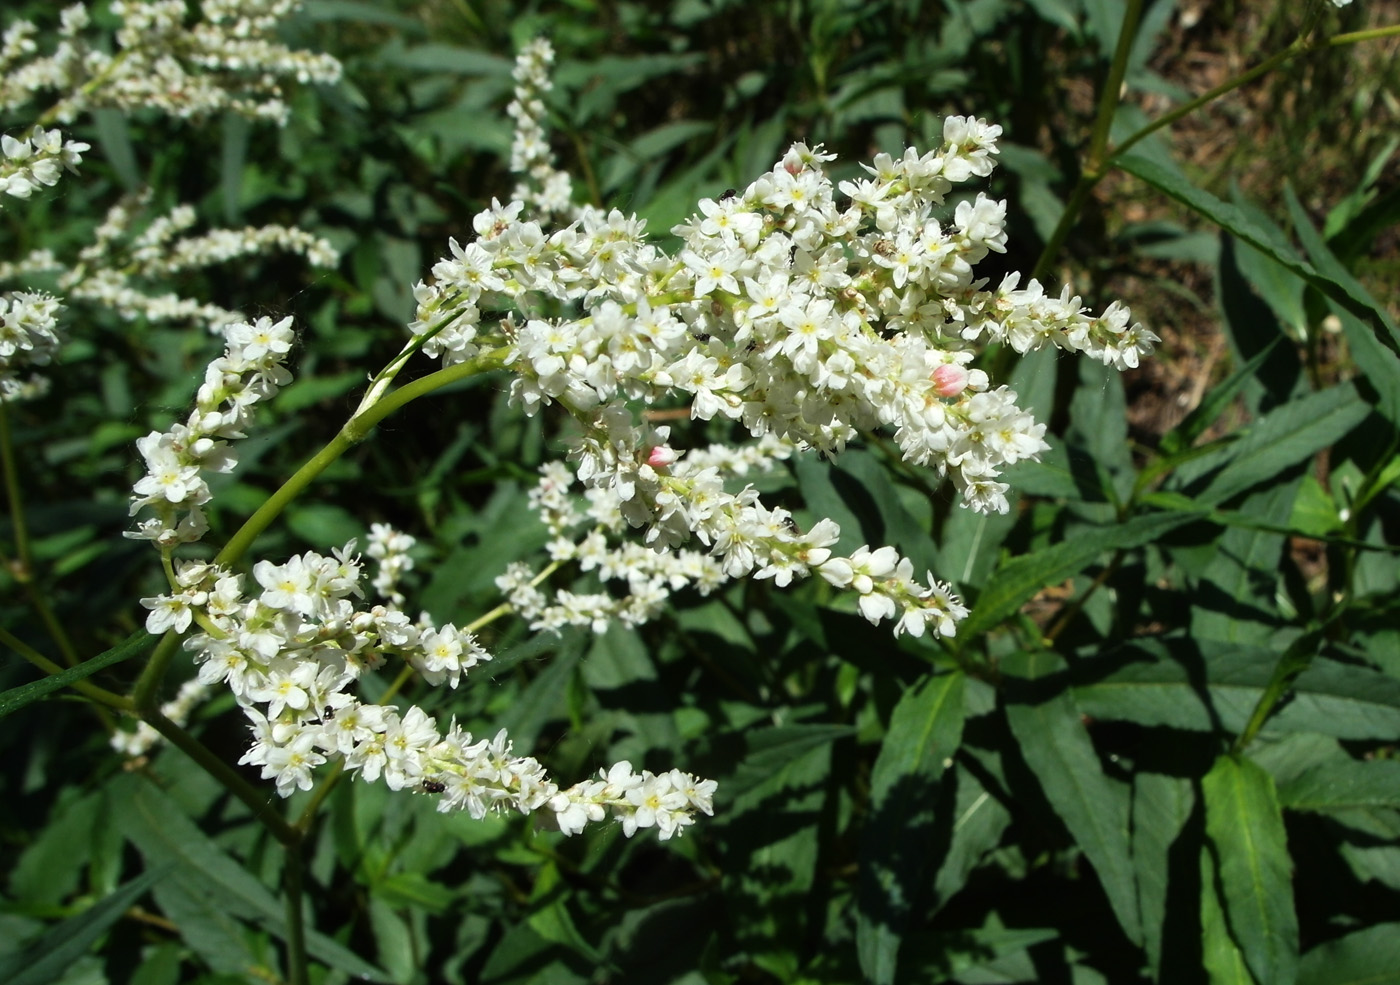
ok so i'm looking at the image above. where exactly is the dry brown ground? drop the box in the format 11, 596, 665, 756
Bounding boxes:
1104, 3, 1400, 442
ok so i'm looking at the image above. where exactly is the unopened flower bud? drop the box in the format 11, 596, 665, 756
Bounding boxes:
931, 363, 969, 398
647, 445, 678, 468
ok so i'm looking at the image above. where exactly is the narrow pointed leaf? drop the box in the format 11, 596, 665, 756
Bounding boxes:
0, 868, 166, 985
857, 671, 966, 985
1202, 844, 1257, 985
1202, 754, 1298, 985
0, 630, 153, 720
1278, 759, 1400, 813
1117, 153, 1394, 344
1003, 650, 1142, 944
960, 509, 1203, 640
115, 776, 389, 981
1298, 923, 1400, 985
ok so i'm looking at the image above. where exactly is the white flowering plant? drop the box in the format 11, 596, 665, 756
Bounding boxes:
3, 2, 1400, 984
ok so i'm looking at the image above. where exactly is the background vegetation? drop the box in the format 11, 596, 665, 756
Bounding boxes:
2, 1, 1399, 983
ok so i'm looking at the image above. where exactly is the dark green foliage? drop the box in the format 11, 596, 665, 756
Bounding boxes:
3, 2, 1398, 984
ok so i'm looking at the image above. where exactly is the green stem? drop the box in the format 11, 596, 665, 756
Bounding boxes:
1035, 19, 1400, 281
0, 625, 134, 711
0, 403, 34, 578
144, 710, 302, 846
1031, 0, 1143, 281
216, 345, 509, 569
1231, 625, 1326, 754
1108, 41, 1303, 165
131, 631, 182, 717
283, 842, 309, 985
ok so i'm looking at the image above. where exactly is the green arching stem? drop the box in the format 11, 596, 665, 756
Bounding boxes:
0, 625, 134, 711
283, 843, 309, 985
1032, 15, 1400, 282
1031, 0, 1144, 282
136, 347, 510, 772
215, 345, 510, 570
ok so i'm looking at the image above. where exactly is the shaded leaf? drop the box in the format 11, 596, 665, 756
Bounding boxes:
1003, 650, 1142, 945
1202, 755, 1298, 985
959, 509, 1203, 640
0, 630, 154, 720
1117, 154, 1395, 343
0, 868, 166, 985
1298, 923, 1400, 985
857, 671, 966, 984
1072, 639, 1400, 740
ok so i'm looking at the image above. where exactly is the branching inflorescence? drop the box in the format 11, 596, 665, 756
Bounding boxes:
1, 1, 339, 410
127, 38, 1157, 841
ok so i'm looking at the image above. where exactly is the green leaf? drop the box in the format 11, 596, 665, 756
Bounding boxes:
724, 724, 855, 801
220, 113, 250, 224
285, 502, 365, 549
1072, 640, 1400, 740
1116, 154, 1393, 342
1217, 234, 1304, 409
927, 761, 1012, 918
1155, 343, 1278, 460
1202, 754, 1298, 985
1021, 0, 1080, 32
92, 108, 141, 189
1298, 923, 1400, 985
1003, 650, 1142, 945
1277, 759, 1400, 813
1283, 183, 1400, 351
857, 671, 966, 985
0, 868, 166, 985
1132, 772, 1195, 981
1180, 384, 1368, 507
376, 43, 511, 75
959, 509, 1203, 640
1189, 479, 1299, 644
0, 630, 154, 720
600, 120, 712, 194
1202, 843, 1257, 985
114, 776, 388, 981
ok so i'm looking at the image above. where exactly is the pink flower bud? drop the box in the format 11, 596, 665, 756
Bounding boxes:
646, 445, 678, 468
931, 363, 969, 398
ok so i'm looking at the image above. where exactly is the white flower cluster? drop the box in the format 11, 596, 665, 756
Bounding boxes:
0, 291, 63, 402
0, 1, 342, 125
507, 38, 574, 218
135, 546, 714, 839
0, 127, 86, 401
127, 314, 295, 546
0, 195, 338, 333
0, 125, 88, 202
110, 676, 208, 757
366, 521, 416, 606
407, 50, 1157, 636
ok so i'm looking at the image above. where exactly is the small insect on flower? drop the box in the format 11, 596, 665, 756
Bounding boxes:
421, 779, 446, 794
321, 705, 336, 721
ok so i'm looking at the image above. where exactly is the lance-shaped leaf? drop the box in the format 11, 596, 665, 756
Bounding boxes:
1003, 650, 1142, 945
1278, 759, 1400, 813
0, 868, 167, 985
0, 630, 153, 720
1202, 754, 1298, 985
1298, 923, 1400, 985
959, 509, 1203, 640
1117, 153, 1398, 349
857, 670, 966, 985
1071, 639, 1400, 740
